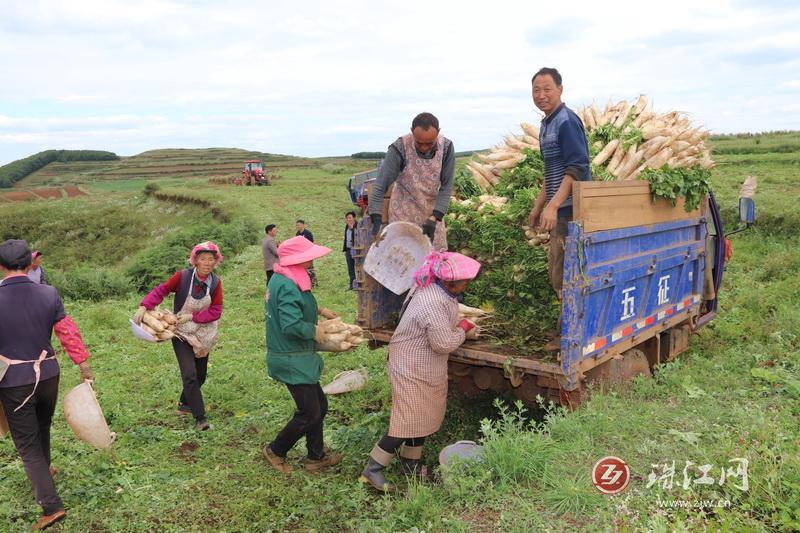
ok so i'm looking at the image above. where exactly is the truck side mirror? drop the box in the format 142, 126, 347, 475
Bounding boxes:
739, 197, 756, 225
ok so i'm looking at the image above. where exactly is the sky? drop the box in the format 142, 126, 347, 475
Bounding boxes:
1, 0, 799, 165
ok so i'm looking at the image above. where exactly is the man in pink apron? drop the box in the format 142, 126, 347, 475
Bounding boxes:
369, 112, 455, 251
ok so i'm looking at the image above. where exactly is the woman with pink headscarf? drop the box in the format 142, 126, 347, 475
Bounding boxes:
133, 241, 224, 431
360, 250, 481, 492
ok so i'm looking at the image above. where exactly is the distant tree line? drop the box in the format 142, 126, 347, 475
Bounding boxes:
709, 130, 798, 140
351, 152, 386, 159
0, 149, 119, 188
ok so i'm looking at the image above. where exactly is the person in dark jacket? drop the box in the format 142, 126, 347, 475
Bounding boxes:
294, 219, 314, 242
133, 241, 224, 431
342, 211, 357, 290
262, 236, 342, 474
0, 239, 94, 531
526, 67, 592, 351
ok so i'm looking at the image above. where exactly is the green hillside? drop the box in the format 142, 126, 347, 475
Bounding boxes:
15, 147, 341, 190
0, 138, 797, 531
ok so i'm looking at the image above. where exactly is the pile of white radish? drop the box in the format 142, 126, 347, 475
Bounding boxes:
315, 318, 365, 352
451, 194, 509, 220
522, 226, 550, 247
465, 95, 713, 191
451, 197, 550, 249
581, 95, 714, 180
137, 308, 180, 341
466, 123, 540, 190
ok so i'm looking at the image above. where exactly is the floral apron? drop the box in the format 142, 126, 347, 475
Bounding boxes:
175, 277, 219, 358
388, 134, 448, 251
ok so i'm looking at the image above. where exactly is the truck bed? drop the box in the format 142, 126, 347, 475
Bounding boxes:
366, 327, 565, 381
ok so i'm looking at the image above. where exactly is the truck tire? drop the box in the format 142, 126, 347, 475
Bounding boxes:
584, 348, 652, 392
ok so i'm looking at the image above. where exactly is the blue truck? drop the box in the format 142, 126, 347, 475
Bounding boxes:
351, 178, 753, 408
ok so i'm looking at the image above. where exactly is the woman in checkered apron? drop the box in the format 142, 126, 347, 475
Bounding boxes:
360, 251, 481, 492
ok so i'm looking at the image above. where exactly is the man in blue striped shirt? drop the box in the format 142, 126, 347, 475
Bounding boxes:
527, 67, 591, 304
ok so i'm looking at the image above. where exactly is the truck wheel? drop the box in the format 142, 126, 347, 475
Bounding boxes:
448, 363, 482, 398
584, 348, 652, 393
511, 377, 545, 408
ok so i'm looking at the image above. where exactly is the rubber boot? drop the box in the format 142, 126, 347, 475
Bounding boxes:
359, 445, 394, 492
399, 444, 429, 480
399, 458, 430, 479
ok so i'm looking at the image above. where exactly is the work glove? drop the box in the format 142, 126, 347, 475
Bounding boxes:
78, 362, 95, 383
421, 218, 437, 242
133, 305, 147, 324
315, 324, 327, 342
370, 214, 382, 237
458, 319, 476, 333
176, 313, 193, 325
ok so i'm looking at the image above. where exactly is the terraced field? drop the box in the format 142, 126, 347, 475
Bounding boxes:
14, 148, 348, 190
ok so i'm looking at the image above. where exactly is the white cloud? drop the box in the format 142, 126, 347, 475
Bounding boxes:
1, 0, 799, 163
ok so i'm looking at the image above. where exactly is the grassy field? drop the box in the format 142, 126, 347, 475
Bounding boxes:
0, 138, 798, 532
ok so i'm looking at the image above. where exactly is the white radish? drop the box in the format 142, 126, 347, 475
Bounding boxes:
644, 147, 673, 169
592, 139, 620, 166
613, 101, 632, 127
606, 140, 628, 174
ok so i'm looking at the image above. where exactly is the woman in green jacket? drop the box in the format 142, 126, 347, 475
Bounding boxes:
263, 235, 342, 474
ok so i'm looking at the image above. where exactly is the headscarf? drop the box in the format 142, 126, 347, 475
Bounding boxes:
188, 241, 224, 267
272, 263, 312, 292
412, 251, 481, 289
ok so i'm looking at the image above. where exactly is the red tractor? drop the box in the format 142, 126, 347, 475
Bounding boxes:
240, 160, 270, 186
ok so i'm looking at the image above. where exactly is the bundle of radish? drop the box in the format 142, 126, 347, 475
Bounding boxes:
578, 95, 713, 211
315, 318, 365, 352
465, 123, 540, 192
522, 226, 550, 247
137, 308, 180, 342
450, 194, 509, 221
447, 150, 559, 352
458, 303, 491, 340
462, 95, 712, 212
458, 303, 490, 322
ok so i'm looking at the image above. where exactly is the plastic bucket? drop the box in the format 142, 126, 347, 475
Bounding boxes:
63, 382, 115, 449
438, 440, 485, 467
363, 221, 432, 295
130, 319, 158, 342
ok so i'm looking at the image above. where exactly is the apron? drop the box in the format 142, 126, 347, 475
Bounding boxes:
388, 134, 448, 251
0, 350, 55, 412
175, 273, 219, 358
